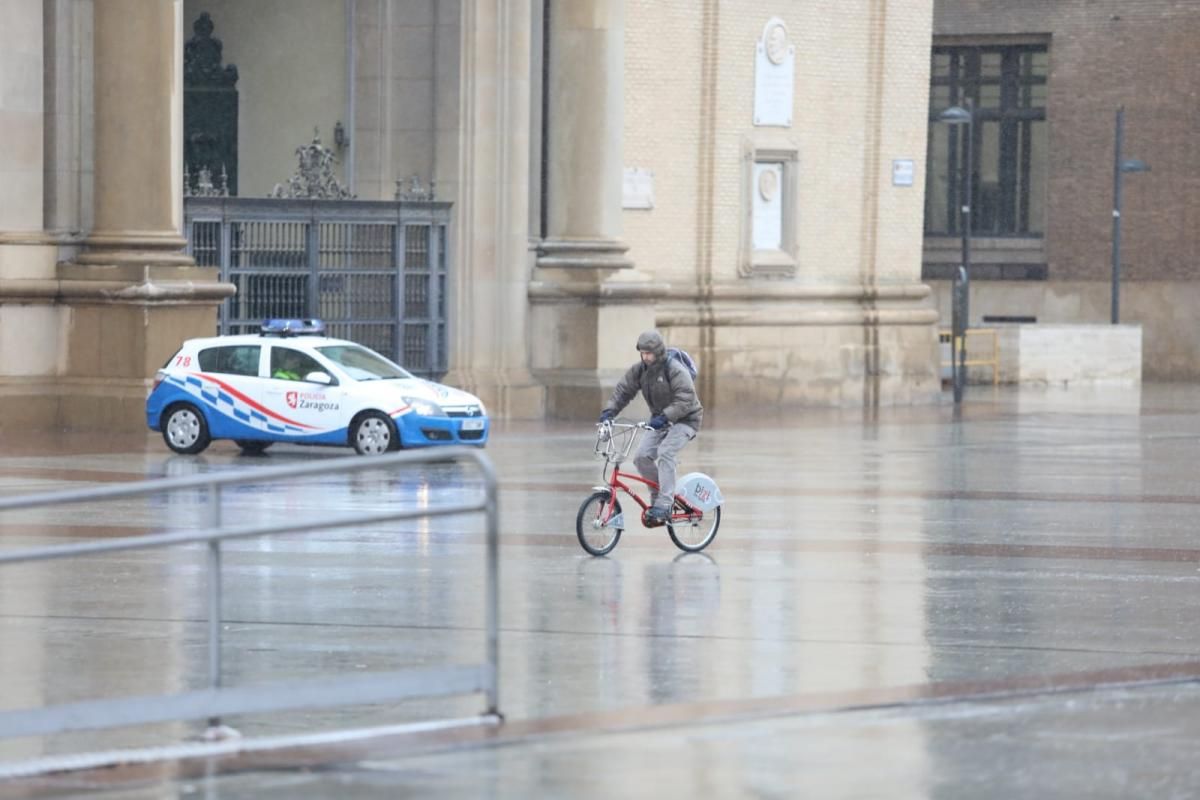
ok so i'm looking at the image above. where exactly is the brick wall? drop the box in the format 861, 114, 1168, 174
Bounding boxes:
934, 0, 1200, 281
624, 0, 933, 286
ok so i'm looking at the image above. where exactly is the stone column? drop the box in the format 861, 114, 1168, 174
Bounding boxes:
440, 0, 545, 418
0, 0, 57, 276
536, 0, 630, 272
0, 1, 47, 729
75, 0, 192, 268
530, 0, 661, 418
0, 1, 65, 433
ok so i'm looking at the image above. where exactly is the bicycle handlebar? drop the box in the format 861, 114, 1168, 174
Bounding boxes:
596, 419, 656, 430
593, 418, 653, 461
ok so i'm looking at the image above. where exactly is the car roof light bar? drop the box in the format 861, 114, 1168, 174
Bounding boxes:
260, 318, 326, 336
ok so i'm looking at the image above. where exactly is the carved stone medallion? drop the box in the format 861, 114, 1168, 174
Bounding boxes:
758, 167, 779, 202
765, 21, 789, 65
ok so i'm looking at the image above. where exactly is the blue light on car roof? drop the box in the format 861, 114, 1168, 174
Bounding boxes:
260, 318, 326, 336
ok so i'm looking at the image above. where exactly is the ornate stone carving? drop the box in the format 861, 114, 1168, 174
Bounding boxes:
395, 174, 436, 202
184, 12, 239, 194
269, 131, 355, 200
184, 163, 230, 197
184, 12, 239, 87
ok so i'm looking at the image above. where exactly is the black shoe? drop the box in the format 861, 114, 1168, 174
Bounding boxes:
644, 507, 670, 527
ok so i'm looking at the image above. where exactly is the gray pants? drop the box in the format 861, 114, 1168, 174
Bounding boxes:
634, 423, 697, 512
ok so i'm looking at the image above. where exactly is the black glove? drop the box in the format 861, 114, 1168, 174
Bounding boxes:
648, 414, 668, 430
598, 410, 615, 423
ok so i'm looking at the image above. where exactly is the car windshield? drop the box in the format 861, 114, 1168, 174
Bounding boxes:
316, 345, 413, 381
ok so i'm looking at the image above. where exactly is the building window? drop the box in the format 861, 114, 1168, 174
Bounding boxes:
926, 45, 1047, 237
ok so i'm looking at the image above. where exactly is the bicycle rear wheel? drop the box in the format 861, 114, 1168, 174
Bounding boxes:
576, 491, 624, 556
667, 504, 721, 553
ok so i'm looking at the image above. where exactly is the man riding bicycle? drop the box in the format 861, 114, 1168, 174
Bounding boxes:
599, 330, 703, 525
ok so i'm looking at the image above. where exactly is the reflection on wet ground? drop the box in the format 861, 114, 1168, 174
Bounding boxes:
2, 384, 1200, 797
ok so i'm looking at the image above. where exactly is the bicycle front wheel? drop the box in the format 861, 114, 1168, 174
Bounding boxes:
667, 505, 721, 553
576, 491, 624, 556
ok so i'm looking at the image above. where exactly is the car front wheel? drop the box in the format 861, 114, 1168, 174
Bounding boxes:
162, 403, 211, 455
352, 412, 395, 455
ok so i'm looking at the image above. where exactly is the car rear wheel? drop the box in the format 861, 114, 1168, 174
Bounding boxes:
352, 411, 395, 455
235, 440, 272, 455
162, 403, 211, 455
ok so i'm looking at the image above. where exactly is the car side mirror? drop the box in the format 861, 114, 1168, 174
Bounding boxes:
305, 371, 335, 386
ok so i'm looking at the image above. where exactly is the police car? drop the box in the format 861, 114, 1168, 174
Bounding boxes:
146, 319, 489, 455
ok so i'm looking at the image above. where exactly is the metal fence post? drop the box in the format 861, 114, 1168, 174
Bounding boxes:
206, 482, 224, 733
306, 205, 321, 318
952, 266, 970, 404
219, 205, 233, 335
483, 457, 500, 718
428, 224, 441, 374
394, 219, 406, 365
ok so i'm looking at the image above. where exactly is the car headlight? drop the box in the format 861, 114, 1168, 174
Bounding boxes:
403, 396, 444, 416
476, 401, 487, 417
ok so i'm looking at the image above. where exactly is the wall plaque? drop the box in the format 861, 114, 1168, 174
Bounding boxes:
754, 18, 794, 127
622, 167, 655, 209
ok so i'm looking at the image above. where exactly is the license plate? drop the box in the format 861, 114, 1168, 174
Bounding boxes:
461, 419, 485, 431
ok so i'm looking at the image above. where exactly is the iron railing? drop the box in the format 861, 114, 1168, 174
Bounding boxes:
184, 198, 451, 378
0, 447, 499, 761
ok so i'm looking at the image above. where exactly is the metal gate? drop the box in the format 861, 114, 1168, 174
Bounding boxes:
184, 197, 451, 378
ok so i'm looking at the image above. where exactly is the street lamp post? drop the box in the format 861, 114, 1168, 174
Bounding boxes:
1111, 106, 1150, 325
937, 98, 974, 404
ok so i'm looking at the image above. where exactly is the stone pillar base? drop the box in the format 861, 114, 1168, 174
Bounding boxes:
656, 282, 942, 408
72, 231, 196, 268
0, 378, 153, 433
528, 277, 663, 420
688, 324, 943, 408
0, 262, 233, 431
536, 238, 633, 270
438, 369, 548, 420
537, 369, 651, 420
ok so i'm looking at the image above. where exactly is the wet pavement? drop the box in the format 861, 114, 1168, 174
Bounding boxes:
2, 383, 1200, 797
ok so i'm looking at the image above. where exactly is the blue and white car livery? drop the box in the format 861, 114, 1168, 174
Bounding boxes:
146, 319, 488, 455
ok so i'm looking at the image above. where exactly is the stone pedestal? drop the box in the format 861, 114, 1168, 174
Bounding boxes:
993, 324, 1142, 386
656, 282, 942, 409
529, 271, 664, 417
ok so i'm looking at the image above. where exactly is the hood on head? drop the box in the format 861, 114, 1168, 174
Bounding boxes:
636, 330, 666, 359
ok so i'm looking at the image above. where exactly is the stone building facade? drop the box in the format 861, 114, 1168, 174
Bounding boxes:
0, 0, 943, 431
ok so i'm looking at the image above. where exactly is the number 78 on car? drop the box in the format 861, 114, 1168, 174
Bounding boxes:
146, 319, 489, 456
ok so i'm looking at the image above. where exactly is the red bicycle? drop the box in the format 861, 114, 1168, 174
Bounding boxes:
576, 419, 723, 556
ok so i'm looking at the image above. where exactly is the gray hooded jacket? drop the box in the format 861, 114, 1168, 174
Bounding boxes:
602, 331, 703, 430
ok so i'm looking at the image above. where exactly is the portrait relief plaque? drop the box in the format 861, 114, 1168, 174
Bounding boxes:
752, 162, 784, 251
754, 18, 794, 127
